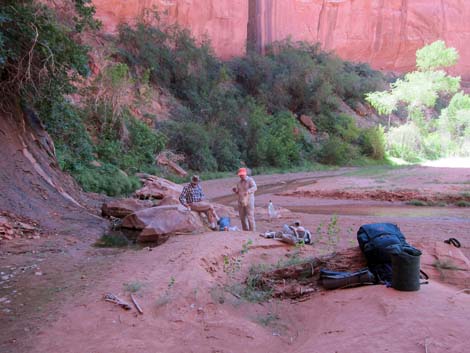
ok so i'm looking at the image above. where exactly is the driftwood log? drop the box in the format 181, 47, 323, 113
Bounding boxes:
253, 247, 367, 300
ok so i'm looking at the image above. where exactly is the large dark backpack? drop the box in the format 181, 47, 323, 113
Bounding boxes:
357, 223, 419, 283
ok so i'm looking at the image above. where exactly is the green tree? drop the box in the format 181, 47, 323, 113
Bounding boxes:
366, 40, 470, 160
366, 41, 460, 121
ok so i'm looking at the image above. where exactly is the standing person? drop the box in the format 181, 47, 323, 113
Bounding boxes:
232, 168, 257, 231
179, 175, 219, 230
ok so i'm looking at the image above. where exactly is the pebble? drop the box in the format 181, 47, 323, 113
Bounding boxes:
1, 275, 9, 281
35, 272, 43, 276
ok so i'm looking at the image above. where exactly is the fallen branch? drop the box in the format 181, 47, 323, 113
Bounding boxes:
104, 293, 132, 310
131, 294, 144, 314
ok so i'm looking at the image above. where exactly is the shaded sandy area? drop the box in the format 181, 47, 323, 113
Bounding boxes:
1, 165, 470, 353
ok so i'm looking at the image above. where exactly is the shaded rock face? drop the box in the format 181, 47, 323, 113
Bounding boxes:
0, 104, 107, 236
92, 0, 470, 79
121, 205, 204, 242
101, 199, 154, 218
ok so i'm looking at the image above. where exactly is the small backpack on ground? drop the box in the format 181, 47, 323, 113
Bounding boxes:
218, 217, 230, 231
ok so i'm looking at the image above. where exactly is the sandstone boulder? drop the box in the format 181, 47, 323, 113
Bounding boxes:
101, 199, 154, 218
157, 196, 181, 206
134, 175, 183, 200
156, 153, 188, 177
298, 114, 317, 135
121, 205, 205, 242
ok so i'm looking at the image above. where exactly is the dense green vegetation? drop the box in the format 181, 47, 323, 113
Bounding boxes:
117, 16, 386, 174
367, 40, 470, 162
2, 3, 387, 196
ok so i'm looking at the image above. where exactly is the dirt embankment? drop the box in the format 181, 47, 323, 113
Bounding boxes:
0, 104, 108, 237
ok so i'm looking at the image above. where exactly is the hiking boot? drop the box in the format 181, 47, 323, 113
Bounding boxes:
210, 222, 217, 231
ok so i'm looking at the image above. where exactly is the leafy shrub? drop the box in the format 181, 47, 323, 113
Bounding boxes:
230, 40, 383, 115
359, 126, 386, 160
161, 120, 218, 171
209, 129, 241, 171
262, 111, 301, 168
386, 122, 423, 162
95, 232, 131, 248
406, 200, 429, 206
117, 15, 221, 114
74, 163, 140, 196
94, 111, 166, 174
121, 116, 167, 173
332, 114, 361, 143
0, 0, 93, 110
318, 136, 359, 165
39, 99, 94, 171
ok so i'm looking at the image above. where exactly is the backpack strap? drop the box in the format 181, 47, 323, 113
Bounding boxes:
444, 238, 461, 248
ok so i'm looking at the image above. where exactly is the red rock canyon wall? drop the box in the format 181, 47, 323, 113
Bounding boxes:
92, 0, 470, 79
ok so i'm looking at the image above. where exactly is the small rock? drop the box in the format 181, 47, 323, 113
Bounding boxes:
90, 160, 102, 168
1, 275, 9, 281
34, 272, 43, 276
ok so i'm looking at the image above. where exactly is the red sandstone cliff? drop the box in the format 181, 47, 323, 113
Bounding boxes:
92, 0, 248, 60
252, 0, 470, 80
92, 0, 470, 79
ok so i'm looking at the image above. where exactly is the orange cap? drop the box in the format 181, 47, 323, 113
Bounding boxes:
237, 167, 247, 176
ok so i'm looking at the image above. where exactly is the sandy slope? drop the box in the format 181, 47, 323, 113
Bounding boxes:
1, 165, 470, 353
31, 232, 470, 353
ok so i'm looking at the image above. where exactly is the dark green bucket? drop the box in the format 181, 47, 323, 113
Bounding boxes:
391, 247, 422, 291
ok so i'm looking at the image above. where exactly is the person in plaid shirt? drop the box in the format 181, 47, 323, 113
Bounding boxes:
179, 175, 219, 230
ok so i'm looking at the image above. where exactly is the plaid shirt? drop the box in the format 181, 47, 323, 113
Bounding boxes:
179, 183, 205, 205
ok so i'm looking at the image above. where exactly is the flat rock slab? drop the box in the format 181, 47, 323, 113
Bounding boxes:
121, 205, 205, 243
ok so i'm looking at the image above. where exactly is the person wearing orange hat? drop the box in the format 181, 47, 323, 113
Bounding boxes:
232, 167, 257, 231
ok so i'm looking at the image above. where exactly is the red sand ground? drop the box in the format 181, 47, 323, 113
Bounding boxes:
1, 165, 470, 353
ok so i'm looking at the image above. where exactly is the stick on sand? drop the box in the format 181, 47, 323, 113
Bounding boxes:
131, 294, 144, 314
